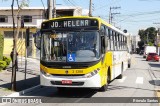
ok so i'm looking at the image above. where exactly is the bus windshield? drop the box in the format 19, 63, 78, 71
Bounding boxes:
41, 31, 100, 62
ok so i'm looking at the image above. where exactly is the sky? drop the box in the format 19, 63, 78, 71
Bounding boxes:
1, 0, 160, 35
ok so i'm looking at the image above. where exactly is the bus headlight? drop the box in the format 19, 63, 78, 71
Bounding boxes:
84, 68, 100, 78
40, 70, 51, 77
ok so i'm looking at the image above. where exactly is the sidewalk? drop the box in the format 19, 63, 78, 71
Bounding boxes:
0, 57, 40, 96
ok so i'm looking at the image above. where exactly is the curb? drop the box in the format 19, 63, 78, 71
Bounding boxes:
19, 85, 41, 96
2, 85, 41, 97
0, 85, 41, 106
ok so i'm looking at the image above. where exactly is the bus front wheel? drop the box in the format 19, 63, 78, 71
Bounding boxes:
99, 84, 108, 92
99, 70, 110, 92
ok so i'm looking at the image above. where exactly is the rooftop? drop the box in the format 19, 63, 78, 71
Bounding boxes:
0, 6, 82, 10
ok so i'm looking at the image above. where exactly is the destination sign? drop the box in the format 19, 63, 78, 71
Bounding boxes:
41, 19, 98, 29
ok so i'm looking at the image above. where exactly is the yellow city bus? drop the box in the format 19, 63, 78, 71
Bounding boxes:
34, 16, 130, 91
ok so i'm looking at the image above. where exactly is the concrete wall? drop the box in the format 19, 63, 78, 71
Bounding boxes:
1, 27, 37, 57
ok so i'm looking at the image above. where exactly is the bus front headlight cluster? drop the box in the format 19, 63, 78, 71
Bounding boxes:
84, 68, 100, 78
40, 70, 51, 77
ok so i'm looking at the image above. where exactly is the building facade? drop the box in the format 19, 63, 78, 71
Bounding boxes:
131, 35, 140, 53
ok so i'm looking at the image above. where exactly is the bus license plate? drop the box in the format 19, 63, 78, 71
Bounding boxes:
62, 80, 72, 84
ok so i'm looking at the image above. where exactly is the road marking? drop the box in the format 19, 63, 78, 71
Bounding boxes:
118, 76, 126, 83
135, 77, 143, 84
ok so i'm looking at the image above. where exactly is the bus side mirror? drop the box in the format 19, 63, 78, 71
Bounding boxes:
33, 31, 41, 50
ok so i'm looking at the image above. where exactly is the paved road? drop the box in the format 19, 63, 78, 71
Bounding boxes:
2, 54, 160, 106
0, 57, 40, 96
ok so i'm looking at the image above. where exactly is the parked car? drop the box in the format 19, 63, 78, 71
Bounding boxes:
143, 46, 156, 58
146, 53, 159, 62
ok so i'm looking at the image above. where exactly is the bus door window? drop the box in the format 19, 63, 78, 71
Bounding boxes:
105, 27, 110, 51
43, 35, 50, 60
68, 33, 77, 52
51, 33, 67, 61
108, 29, 111, 50
101, 36, 105, 54
100, 25, 106, 54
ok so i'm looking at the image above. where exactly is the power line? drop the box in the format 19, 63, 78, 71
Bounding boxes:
66, 0, 83, 16
119, 10, 160, 17
40, 0, 45, 10
109, 6, 121, 24
117, 10, 160, 24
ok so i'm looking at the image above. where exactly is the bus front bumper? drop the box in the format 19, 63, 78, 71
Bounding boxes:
40, 72, 101, 88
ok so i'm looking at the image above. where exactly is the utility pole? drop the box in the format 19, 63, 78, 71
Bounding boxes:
53, 0, 56, 18
147, 32, 149, 44
109, 7, 111, 24
48, 0, 53, 19
109, 6, 121, 24
153, 23, 160, 55
111, 13, 120, 25
89, 0, 92, 17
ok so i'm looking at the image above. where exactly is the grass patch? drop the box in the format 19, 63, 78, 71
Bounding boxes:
3, 88, 12, 92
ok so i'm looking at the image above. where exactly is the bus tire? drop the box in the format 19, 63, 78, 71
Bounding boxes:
99, 68, 110, 92
107, 68, 111, 84
128, 64, 131, 68
128, 59, 131, 68
99, 84, 108, 92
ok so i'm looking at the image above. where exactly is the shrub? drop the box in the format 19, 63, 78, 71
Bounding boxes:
148, 42, 153, 46
3, 56, 11, 65
0, 61, 7, 71
0, 56, 11, 71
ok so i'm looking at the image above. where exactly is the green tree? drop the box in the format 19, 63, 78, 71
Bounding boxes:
138, 27, 157, 44
145, 27, 157, 43
138, 29, 145, 41
138, 41, 144, 50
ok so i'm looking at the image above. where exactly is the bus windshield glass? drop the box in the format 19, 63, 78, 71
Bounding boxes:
41, 31, 100, 62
